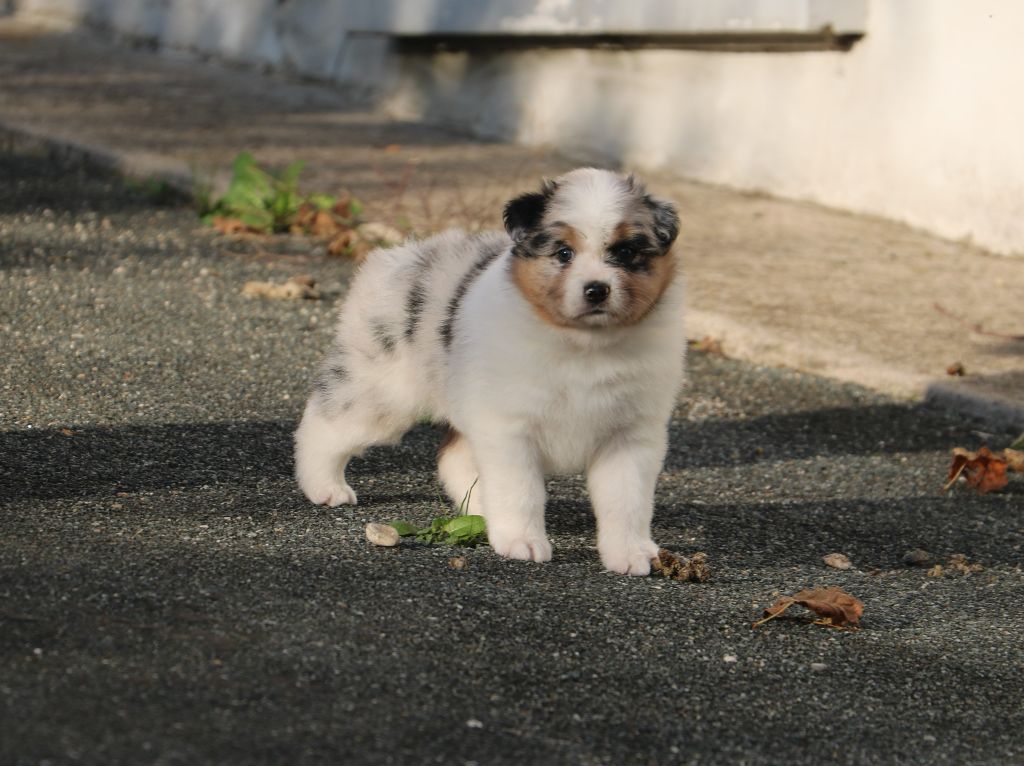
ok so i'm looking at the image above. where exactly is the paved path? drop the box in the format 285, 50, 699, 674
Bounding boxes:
1, 17, 1022, 429
1, 18, 1023, 766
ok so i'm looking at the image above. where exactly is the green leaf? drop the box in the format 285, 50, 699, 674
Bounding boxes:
1010, 432, 1024, 450
388, 521, 419, 537
279, 160, 305, 189
444, 515, 487, 546
309, 193, 338, 210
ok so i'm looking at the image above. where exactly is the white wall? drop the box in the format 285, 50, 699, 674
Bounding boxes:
13, 0, 1024, 257
381, 1, 1024, 257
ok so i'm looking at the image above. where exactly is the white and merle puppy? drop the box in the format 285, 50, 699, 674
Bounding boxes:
294, 167, 685, 575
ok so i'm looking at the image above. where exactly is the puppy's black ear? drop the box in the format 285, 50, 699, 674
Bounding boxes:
645, 195, 680, 250
503, 180, 556, 242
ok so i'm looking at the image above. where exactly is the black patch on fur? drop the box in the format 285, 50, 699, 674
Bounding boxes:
644, 195, 680, 250
403, 254, 431, 341
608, 234, 659, 273
440, 240, 504, 349
371, 319, 396, 354
504, 180, 557, 249
312, 361, 347, 401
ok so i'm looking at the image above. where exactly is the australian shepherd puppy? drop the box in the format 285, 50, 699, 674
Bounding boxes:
294, 168, 685, 575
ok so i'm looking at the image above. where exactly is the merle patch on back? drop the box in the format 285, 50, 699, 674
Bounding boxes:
440, 238, 505, 349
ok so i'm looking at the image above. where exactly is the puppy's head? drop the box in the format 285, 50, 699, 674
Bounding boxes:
504, 168, 680, 329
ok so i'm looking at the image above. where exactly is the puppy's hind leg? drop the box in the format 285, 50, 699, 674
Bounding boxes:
294, 394, 408, 508
437, 428, 482, 515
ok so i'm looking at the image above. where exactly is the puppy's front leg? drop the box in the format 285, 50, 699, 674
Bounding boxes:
587, 431, 665, 575
472, 436, 551, 563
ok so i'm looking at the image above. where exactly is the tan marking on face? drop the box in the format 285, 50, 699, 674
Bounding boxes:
510, 256, 571, 327
619, 252, 678, 325
509, 223, 586, 327
613, 221, 635, 242
559, 224, 585, 253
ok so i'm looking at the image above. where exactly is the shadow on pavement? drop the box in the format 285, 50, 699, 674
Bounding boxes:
2, 401, 971, 503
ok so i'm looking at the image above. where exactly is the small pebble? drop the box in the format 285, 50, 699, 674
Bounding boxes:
823, 552, 852, 570
903, 548, 933, 567
723, 654, 738, 663
810, 662, 827, 672
365, 522, 399, 547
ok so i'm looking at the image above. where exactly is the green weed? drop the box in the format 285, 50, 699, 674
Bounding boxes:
388, 479, 486, 547
199, 151, 360, 234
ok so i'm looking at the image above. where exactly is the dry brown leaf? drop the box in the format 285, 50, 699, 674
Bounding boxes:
211, 216, 252, 236
946, 361, 966, 377
242, 275, 320, 300
946, 554, 984, 574
331, 193, 358, 220
944, 447, 1008, 494
927, 564, 944, 577
754, 586, 863, 629
1004, 448, 1024, 473
650, 548, 711, 582
307, 210, 339, 237
693, 336, 725, 356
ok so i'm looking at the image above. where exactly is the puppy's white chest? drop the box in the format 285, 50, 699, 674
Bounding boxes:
527, 367, 637, 474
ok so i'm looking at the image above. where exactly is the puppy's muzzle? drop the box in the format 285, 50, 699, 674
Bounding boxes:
583, 281, 611, 306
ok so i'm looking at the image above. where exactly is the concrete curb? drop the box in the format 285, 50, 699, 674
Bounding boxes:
1, 122, 195, 192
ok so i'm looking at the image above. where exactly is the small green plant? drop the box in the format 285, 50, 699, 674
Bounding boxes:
200, 151, 359, 233
1011, 432, 1024, 450
388, 479, 486, 547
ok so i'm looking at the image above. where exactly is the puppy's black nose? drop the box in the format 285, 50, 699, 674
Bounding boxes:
583, 281, 610, 305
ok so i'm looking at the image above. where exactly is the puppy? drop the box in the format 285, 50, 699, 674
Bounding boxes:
294, 168, 685, 575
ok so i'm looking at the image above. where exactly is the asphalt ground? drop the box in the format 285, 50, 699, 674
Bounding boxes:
1, 146, 1023, 765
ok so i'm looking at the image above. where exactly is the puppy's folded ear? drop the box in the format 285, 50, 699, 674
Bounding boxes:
503, 180, 556, 242
645, 195, 680, 250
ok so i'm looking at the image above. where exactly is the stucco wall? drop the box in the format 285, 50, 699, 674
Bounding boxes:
12, 0, 1024, 257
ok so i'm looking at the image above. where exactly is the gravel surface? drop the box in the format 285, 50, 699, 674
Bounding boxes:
2, 146, 1023, 765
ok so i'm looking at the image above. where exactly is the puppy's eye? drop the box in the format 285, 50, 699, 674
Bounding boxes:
555, 247, 574, 265
612, 245, 639, 265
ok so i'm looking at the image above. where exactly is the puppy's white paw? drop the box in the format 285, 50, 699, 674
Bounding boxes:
489, 532, 553, 563
300, 479, 358, 507
600, 538, 659, 576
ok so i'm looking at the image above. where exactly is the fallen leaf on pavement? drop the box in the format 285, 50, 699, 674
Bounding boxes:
947, 553, 984, 574
650, 549, 711, 582
946, 361, 966, 376
943, 447, 1009, 494
753, 586, 863, 630
1005, 448, 1024, 473
212, 216, 253, 236
926, 554, 985, 577
691, 336, 725, 356
242, 275, 320, 300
